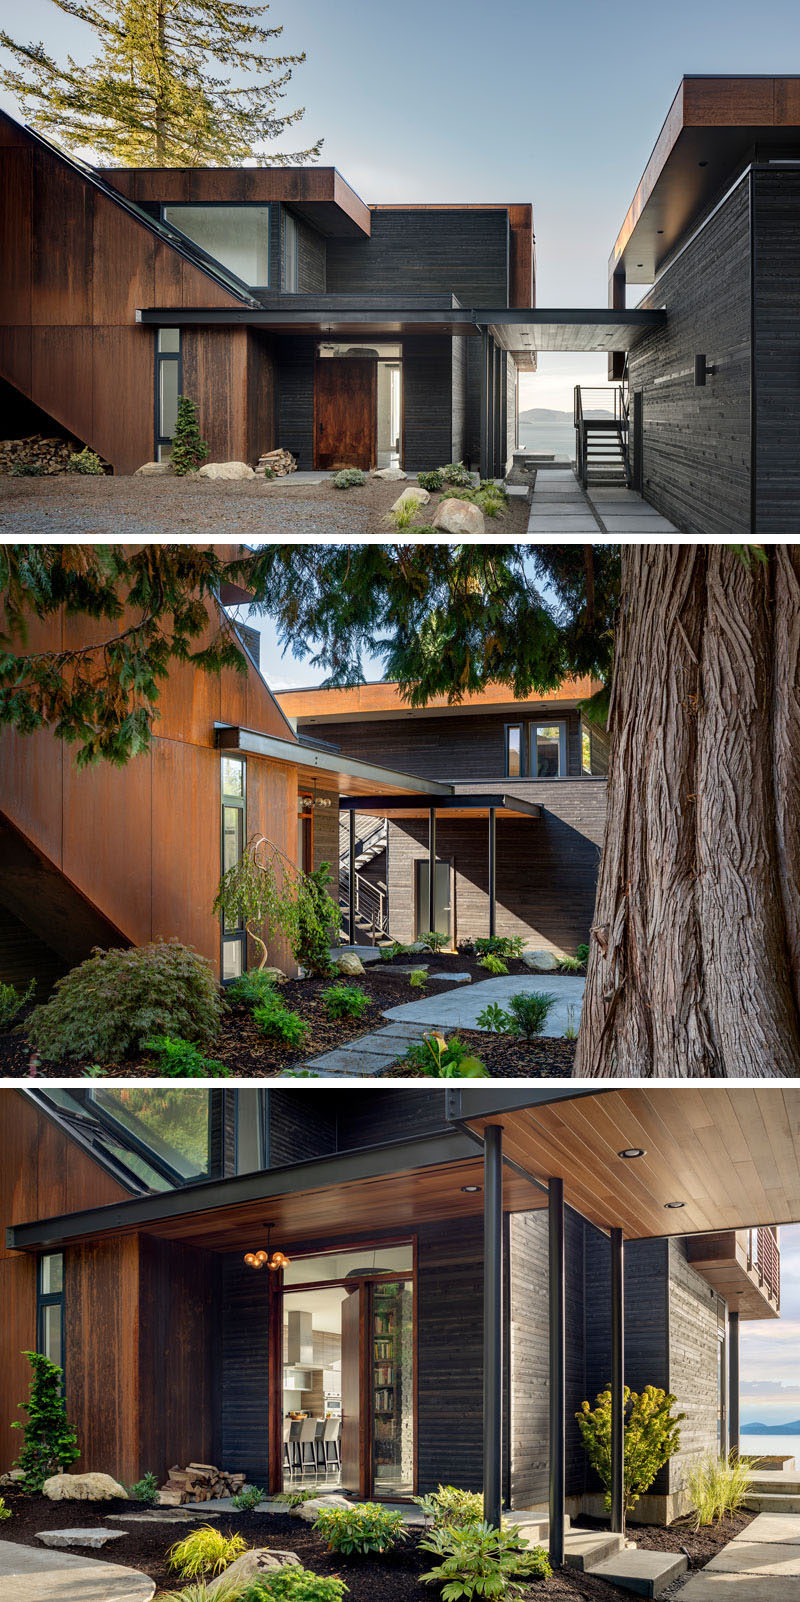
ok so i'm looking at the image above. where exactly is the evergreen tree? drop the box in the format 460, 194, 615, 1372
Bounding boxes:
170, 395, 209, 475
0, 0, 321, 166
12, 1351, 80, 1491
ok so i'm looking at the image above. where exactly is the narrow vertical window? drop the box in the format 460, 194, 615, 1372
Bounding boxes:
505, 724, 523, 777
581, 727, 592, 774
284, 212, 299, 292
37, 1253, 65, 1373
221, 754, 246, 980
156, 328, 181, 462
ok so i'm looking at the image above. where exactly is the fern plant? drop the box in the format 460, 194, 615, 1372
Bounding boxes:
419, 1522, 551, 1598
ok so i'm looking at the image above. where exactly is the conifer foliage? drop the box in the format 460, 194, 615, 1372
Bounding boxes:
12, 1351, 80, 1492
170, 396, 210, 476
0, 0, 321, 166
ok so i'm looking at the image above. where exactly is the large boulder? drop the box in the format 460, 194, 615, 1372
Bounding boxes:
432, 497, 485, 535
207, 1549, 300, 1596
197, 461, 256, 481
134, 461, 173, 476
333, 952, 366, 977
295, 1494, 351, 1524
391, 485, 429, 512
372, 466, 407, 481
522, 949, 560, 973
43, 1472, 128, 1502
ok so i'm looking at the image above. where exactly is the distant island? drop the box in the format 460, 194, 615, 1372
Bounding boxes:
518, 407, 575, 424
741, 1420, 800, 1434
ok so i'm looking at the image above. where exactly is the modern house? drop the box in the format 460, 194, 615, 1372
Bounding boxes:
277, 680, 609, 955
0, 1083, 790, 1560
0, 107, 533, 477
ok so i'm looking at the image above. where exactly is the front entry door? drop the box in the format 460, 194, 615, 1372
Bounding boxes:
316, 359, 376, 470
416, 859, 452, 940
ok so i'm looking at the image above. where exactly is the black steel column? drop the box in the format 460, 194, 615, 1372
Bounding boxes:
549, 1177, 565, 1568
610, 1228, 625, 1535
480, 328, 491, 479
428, 807, 437, 936
348, 809, 356, 947
483, 1123, 503, 1529
729, 1311, 740, 1456
488, 807, 497, 938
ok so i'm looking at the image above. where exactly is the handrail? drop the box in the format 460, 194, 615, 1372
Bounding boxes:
339, 866, 388, 940
573, 385, 631, 489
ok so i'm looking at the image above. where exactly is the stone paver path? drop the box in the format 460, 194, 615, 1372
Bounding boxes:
677, 1511, 800, 1600
526, 465, 677, 533
293, 1020, 431, 1076
0, 1539, 155, 1602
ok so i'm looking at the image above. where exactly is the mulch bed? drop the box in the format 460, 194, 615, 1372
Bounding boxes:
0, 953, 578, 1079
591, 1509, 754, 1565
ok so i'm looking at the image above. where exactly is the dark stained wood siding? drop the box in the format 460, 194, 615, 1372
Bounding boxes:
220, 1254, 271, 1481
307, 708, 586, 780
417, 1216, 484, 1492
268, 1091, 338, 1167
326, 210, 510, 304
402, 336, 454, 469
752, 167, 800, 531
292, 213, 327, 294
627, 173, 752, 532
339, 1091, 450, 1149
275, 334, 316, 466
137, 1237, 219, 1480
65, 1237, 141, 1482
584, 1235, 670, 1496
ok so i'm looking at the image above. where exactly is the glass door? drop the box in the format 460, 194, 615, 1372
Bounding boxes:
370, 1280, 414, 1496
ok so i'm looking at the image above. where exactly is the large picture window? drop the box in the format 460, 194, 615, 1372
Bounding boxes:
221, 754, 247, 980
37, 1253, 65, 1373
164, 205, 270, 285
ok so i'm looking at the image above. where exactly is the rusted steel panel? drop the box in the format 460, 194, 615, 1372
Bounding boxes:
0, 148, 32, 325
150, 739, 221, 966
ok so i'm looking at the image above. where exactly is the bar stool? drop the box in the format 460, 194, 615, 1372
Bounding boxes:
298, 1416, 318, 1476
322, 1417, 341, 1473
282, 1418, 294, 1477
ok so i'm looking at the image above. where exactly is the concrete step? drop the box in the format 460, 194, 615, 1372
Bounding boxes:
587, 1549, 688, 1599
747, 1476, 800, 1493
744, 1491, 800, 1512
564, 1529, 627, 1570
505, 1510, 571, 1544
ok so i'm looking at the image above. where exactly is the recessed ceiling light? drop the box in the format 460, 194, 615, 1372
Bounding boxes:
461, 1184, 482, 1194
637, 263, 643, 267
699, 160, 708, 168
657, 229, 664, 234
618, 1147, 646, 1159
664, 1200, 685, 1209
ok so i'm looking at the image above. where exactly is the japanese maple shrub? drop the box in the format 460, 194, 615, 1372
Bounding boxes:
576, 1384, 685, 1515
12, 1351, 79, 1491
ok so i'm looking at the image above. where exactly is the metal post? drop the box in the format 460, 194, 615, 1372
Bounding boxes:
549, 1178, 565, 1569
729, 1311, 740, 1456
348, 809, 356, 947
610, 1228, 625, 1535
483, 1124, 503, 1529
480, 328, 491, 479
488, 807, 497, 938
428, 807, 436, 936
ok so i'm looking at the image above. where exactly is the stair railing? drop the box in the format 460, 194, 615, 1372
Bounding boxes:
338, 866, 388, 942
573, 386, 631, 488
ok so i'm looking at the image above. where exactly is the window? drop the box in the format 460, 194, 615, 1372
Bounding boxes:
163, 205, 270, 285
298, 798, 313, 873
284, 211, 299, 292
581, 727, 592, 774
505, 724, 523, 777
38, 1254, 65, 1372
221, 755, 247, 980
89, 1090, 212, 1181
530, 722, 567, 778
155, 327, 181, 461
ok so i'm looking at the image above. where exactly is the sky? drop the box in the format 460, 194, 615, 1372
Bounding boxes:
741, 1225, 800, 1427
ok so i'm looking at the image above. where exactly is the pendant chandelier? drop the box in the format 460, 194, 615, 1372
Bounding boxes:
243, 1221, 291, 1272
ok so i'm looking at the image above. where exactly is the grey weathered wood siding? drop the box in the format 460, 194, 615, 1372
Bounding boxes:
627, 174, 752, 532
325, 210, 510, 304
666, 1239, 725, 1491
752, 166, 800, 531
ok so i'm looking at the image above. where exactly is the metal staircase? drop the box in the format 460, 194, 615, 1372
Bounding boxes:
574, 386, 631, 489
338, 815, 389, 942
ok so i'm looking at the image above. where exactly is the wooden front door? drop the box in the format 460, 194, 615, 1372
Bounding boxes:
316, 359, 376, 470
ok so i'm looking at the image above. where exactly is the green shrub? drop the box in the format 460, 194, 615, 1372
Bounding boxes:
0, 1497, 11, 1520
155, 1585, 240, 1602
128, 1470, 160, 1505
417, 469, 444, 492
575, 942, 590, 965
313, 1501, 407, 1556
9, 459, 46, 476
414, 1484, 484, 1529
0, 978, 35, 1030
563, 1004, 579, 1041
576, 1384, 685, 1515
504, 992, 557, 1039
226, 970, 284, 1009
479, 954, 509, 976
171, 396, 210, 475
12, 1351, 79, 1491
419, 1522, 551, 1597
68, 447, 105, 474
167, 1525, 246, 1578
558, 955, 583, 974
686, 1451, 753, 1528
322, 983, 370, 1021
475, 1002, 510, 1034
474, 936, 525, 961
294, 862, 339, 977
254, 992, 310, 1047
273, 1489, 319, 1508
241, 1570, 349, 1602
231, 1483, 266, 1511
441, 460, 472, 487
421, 930, 449, 952
401, 1033, 489, 1078
215, 843, 338, 980
143, 1035, 230, 1077
332, 468, 366, 489
26, 941, 222, 1064
379, 941, 411, 962
409, 967, 428, 989
386, 498, 419, 530
455, 484, 508, 519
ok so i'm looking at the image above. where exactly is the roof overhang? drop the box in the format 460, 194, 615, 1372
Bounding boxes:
610, 76, 800, 288
101, 165, 371, 238
215, 723, 452, 800
276, 677, 601, 725
338, 792, 541, 821
136, 304, 479, 338
476, 308, 666, 355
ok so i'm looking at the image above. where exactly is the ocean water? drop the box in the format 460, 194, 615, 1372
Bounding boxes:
517, 419, 576, 461
739, 1433, 800, 1462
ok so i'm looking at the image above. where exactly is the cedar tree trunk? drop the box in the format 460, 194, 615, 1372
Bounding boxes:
575, 544, 800, 1077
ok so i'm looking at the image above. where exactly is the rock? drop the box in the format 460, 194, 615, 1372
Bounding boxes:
429, 971, 471, 984
522, 949, 560, 973
259, 966, 288, 985
409, 941, 431, 954
372, 466, 407, 481
36, 1528, 126, 1550
432, 497, 485, 535
0, 1469, 25, 1487
207, 1549, 300, 1595
43, 1472, 128, 1502
391, 486, 429, 511
134, 461, 173, 476
333, 952, 366, 977
197, 461, 256, 481
295, 1494, 351, 1524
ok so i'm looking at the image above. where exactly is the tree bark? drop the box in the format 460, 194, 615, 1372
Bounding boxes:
575, 545, 800, 1077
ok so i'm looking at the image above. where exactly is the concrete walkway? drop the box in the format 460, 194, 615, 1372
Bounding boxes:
526, 465, 677, 533
677, 1511, 800, 1599
0, 1540, 155, 1602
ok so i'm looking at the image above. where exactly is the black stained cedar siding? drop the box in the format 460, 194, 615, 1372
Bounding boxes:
417, 1216, 485, 1492
291, 212, 326, 294
402, 336, 454, 469
303, 709, 586, 781
752, 167, 800, 531
275, 334, 316, 466
325, 210, 510, 305
220, 1254, 270, 1481
627, 174, 752, 532
337, 1090, 450, 1149
267, 1091, 338, 1167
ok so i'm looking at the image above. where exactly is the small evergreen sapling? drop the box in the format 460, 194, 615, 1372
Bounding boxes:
576, 1384, 685, 1516
170, 397, 210, 476
12, 1351, 80, 1491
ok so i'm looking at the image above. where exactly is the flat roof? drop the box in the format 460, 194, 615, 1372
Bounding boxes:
276, 677, 601, 725
480, 308, 666, 355
215, 722, 452, 799
102, 165, 372, 239
338, 792, 542, 821
610, 75, 800, 287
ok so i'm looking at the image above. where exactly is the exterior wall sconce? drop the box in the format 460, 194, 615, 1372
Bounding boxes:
695, 355, 717, 386
244, 1220, 291, 1270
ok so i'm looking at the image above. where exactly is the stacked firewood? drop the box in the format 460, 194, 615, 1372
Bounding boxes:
256, 448, 297, 477
158, 1463, 247, 1505
0, 434, 78, 474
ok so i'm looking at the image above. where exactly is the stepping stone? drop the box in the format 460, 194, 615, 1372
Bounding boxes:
706, 1540, 800, 1575
107, 1509, 220, 1523
429, 972, 471, 984
588, 1547, 688, 1598
37, 1529, 126, 1550
679, 1575, 800, 1599
0, 1539, 155, 1601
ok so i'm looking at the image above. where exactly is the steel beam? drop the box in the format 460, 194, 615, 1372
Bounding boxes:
549, 1177, 565, 1568
729, 1311, 740, 1455
483, 1124, 503, 1529
488, 807, 497, 938
610, 1228, 625, 1534
349, 809, 357, 947
428, 807, 437, 937
480, 328, 491, 478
